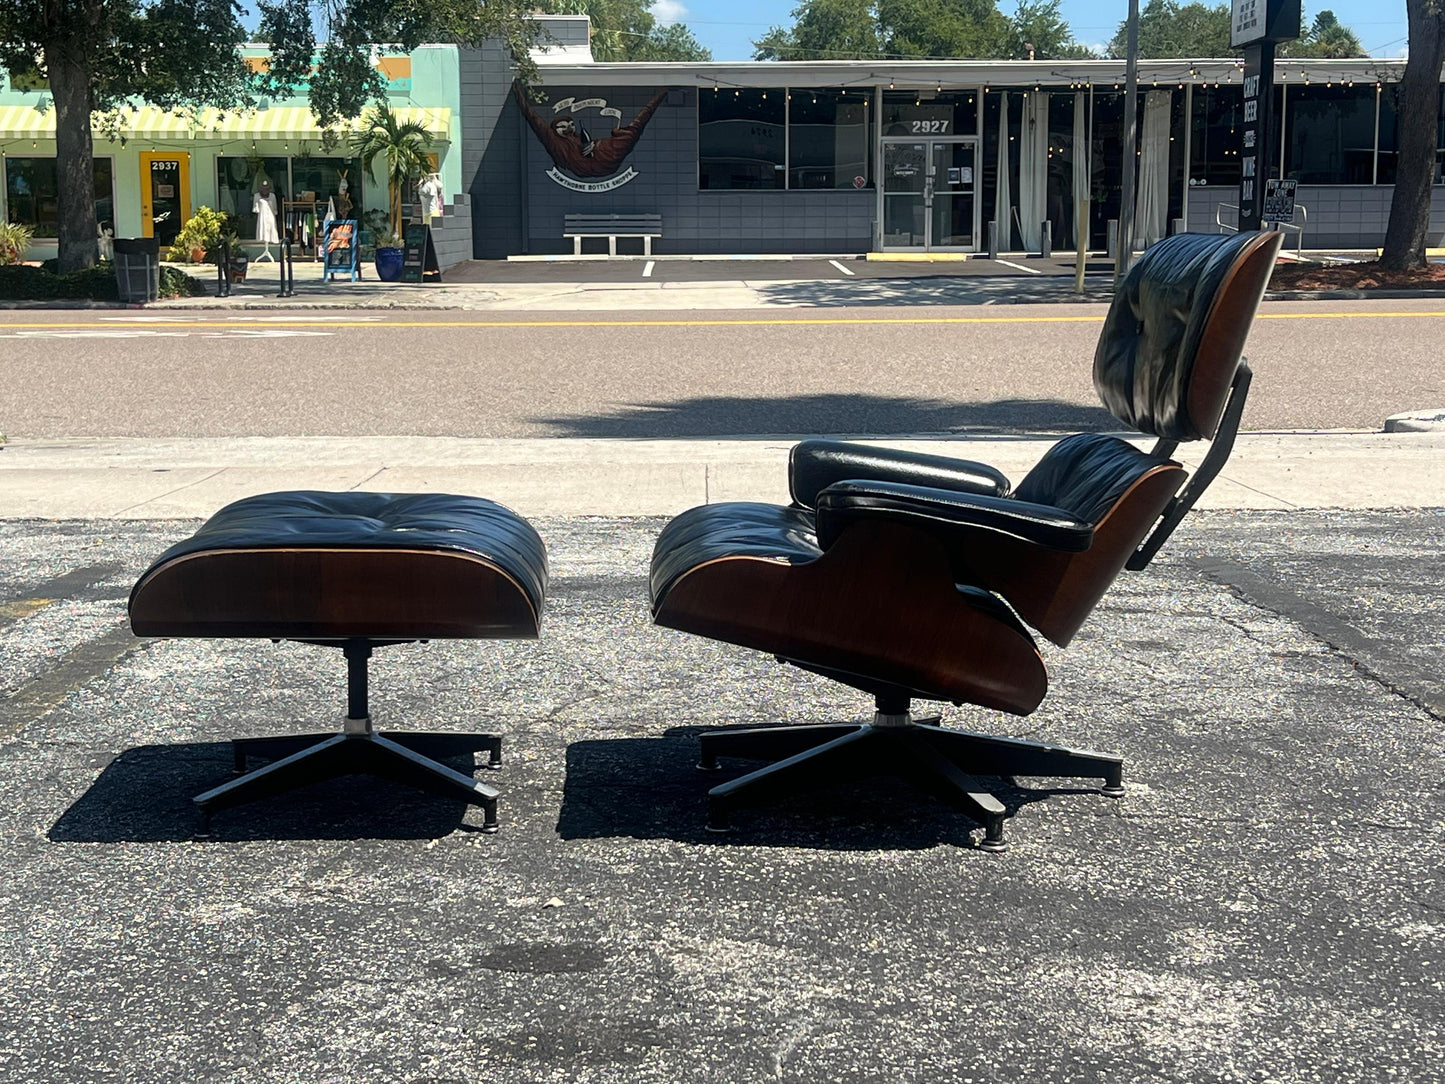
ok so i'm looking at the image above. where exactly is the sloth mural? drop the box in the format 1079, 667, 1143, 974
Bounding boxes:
514, 85, 668, 192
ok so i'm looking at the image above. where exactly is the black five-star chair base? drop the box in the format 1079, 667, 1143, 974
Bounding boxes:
699, 697, 1124, 852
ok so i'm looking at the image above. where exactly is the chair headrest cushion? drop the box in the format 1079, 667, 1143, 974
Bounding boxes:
1094, 231, 1275, 440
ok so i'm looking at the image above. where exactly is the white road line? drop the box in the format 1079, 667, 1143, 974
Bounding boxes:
829, 259, 856, 277
994, 258, 1042, 275
642, 261, 655, 278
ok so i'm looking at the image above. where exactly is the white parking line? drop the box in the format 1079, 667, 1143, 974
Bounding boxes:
829, 259, 855, 277
642, 261, 655, 278
994, 258, 1042, 275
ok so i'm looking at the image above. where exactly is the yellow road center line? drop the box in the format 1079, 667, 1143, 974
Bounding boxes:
2, 310, 1445, 330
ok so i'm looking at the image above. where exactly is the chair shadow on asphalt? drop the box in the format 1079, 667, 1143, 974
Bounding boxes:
48, 741, 483, 843
555, 727, 1079, 852
535, 394, 1121, 440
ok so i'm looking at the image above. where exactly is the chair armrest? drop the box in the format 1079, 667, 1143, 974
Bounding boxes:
789, 440, 1011, 509
814, 480, 1094, 553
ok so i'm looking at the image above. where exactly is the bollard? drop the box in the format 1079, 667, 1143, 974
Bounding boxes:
216, 237, 230, 298
987, 220, 998, 260
1040, 220, 1052, 259
277, 234, 295, 298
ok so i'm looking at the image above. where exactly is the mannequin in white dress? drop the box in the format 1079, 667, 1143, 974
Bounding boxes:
252, 179, 279, 262
419, 173, 444, 219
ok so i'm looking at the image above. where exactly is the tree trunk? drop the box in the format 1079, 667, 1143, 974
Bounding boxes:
1380, 0, 1445, 271
48, 49, 97, 272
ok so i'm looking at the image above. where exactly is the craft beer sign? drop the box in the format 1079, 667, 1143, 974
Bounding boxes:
1235, 0, 1300, 231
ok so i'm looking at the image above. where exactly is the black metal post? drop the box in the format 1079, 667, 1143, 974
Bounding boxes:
277, 233, 295, 298
1238, 44, 1275, 232
344, 639, 372, 720
216, 236, 229, 298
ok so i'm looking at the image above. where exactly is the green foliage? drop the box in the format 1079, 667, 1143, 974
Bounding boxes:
1109, 0, 1232, 58
538, 0, 712, 60
0, 0, 252, 115
1281, 9, 1367, 57
0, 262, 206, 300
753, 0, 1092, 60
164, 206, 230, 262
754, 0, 881, 59
0, 221, 34, 266
350, 104, 434, 239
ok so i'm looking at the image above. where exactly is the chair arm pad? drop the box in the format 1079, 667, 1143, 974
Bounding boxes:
789, 440, 1011, 509
814, 480, 1095, 553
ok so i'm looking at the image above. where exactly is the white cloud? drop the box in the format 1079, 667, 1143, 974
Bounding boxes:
651, 0, 688, 26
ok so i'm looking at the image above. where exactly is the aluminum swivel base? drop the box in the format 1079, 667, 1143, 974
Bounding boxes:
698, 698, 1124, 852
193, 638, 503, 836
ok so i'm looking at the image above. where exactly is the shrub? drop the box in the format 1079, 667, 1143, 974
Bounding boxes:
0, 221, 34, 265
0, 261, 208, 301
165, 206, 229, 262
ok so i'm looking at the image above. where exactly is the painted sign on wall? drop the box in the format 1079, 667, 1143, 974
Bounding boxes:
515, 86, 668, 192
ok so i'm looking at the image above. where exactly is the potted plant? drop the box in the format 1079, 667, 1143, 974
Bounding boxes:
166, 206, 228, 264
351, 103, 433, 282
0, 221, 34, 265
216, 223, 248, 283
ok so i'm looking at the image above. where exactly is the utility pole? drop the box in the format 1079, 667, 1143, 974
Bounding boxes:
1115, 0, 1140, 285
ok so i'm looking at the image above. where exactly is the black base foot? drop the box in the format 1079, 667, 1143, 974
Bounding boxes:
701, 714, 1123, 851
198, 730, 501, 833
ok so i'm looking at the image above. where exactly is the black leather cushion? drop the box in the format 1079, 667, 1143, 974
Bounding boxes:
789, 440, 1011, 509
132, 491, 549, 616
1012, 433, 1177, 525
650, 501, 822, 609
814, 481, 1093, 552
1094, 231, 1259, 440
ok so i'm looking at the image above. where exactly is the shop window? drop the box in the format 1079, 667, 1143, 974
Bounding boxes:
1376, 84, 1445, 185
215, 156, 289, 240
881, 90, 978, 137
1190, 85, 1242, 188
789, 89, 873, 189
699, 87, 786, 189
1284, 83, 1378, 184
4, 157, 114, 238
291, 156, 364, 218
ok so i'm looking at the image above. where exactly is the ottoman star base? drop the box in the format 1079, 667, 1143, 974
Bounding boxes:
128, 491, 549, 836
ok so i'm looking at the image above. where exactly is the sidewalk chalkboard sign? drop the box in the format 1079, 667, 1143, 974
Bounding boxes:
401, 223, 441, 284
1262, 178, 1297, 224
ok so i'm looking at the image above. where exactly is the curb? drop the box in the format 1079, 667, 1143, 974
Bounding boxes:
1265, 288, 1445, 300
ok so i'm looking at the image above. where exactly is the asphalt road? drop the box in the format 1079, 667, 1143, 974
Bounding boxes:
2, 299, 1442, 438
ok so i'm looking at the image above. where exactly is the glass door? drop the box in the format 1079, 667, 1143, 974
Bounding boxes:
930, 142, 977, 249
880, 140, 978, 251
140, 152, 191, 246
882, 142, 928, 247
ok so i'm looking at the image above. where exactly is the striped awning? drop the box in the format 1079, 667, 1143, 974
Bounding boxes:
0, 104, 450, 141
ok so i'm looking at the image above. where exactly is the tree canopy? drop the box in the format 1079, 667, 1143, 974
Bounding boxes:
1281, 10, 1368, 57
1108, 0, 1232, 58
754, 0, 1094, 60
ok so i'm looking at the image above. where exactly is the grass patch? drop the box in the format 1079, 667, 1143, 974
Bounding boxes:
0, 261, 208, 301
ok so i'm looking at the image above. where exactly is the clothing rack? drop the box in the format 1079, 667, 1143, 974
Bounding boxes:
283, 199, 321, 261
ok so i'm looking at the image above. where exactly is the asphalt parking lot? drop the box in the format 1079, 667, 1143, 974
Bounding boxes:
444, 254, 1120, 284
2, 509, 1442, 1082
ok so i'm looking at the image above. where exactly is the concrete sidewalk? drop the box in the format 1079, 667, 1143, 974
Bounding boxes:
2, 430, 1442, 519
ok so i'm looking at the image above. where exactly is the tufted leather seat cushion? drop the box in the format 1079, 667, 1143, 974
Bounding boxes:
650, 501, 822, 609
130, 491, 549, 639
1012, 433, 1177, 524
1094, 231, 1264, 440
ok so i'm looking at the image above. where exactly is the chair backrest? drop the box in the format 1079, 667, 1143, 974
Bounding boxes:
1094, 230, 1282, 440
974, 231, 1281, 647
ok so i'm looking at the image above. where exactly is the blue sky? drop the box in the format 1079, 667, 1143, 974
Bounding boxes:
653, 0, 1410, 62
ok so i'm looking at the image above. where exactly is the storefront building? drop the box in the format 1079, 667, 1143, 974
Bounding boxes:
464, 22, 1439, 257
0, 44, 461, 260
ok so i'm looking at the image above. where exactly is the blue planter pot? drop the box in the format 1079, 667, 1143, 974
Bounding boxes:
374, 246, 404, 282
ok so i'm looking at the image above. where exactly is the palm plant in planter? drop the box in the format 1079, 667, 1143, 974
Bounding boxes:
351, 104, 433, 282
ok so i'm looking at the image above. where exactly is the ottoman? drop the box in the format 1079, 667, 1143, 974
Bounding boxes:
129, 491, 549, 834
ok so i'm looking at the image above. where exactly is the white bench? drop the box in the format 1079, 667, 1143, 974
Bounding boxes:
563, 213, 662, 256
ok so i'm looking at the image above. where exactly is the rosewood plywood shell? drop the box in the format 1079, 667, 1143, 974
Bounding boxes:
654, 520, 1048, 716
129, 547, 540, 640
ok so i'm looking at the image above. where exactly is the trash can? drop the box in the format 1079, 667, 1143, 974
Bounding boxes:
113, 237, 160, 302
